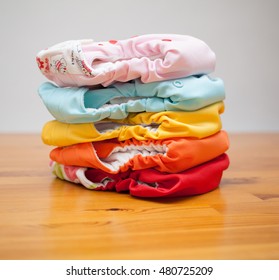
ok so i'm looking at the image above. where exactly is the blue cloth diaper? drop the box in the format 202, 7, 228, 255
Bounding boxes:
38, 75, 225, 123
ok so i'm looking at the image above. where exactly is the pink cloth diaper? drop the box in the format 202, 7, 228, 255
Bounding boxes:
36, 34, 216, 87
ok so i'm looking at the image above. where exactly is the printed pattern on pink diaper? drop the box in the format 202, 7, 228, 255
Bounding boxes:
36, 40, 95, 76
72, 43, 94, 76
36, 57, 50, 73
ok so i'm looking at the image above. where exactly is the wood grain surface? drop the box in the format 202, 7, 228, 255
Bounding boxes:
0, 133, 278, 260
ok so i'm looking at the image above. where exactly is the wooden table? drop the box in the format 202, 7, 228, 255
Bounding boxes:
0, 134, 278, 260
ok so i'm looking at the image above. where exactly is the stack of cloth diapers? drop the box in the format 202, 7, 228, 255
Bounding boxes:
36, 34, 229, 198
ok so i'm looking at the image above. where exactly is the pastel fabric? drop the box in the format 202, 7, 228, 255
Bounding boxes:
38, 75, 225, 123
42, 102, 224, 146
50, 131, 229, 173
36, 34, 216, 87
51, 154, 229, 198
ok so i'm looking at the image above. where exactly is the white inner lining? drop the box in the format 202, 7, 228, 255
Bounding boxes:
77, 169, 113, 190
100, 96, 147, 109
108, 96, 147, 105
137, 180, 159, 188
94, 122, 159, 133
96, 143, 168, 172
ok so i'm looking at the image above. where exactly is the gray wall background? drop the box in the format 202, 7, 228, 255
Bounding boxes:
0, 0, 278, 133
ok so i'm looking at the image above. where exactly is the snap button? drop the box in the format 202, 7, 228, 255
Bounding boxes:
173, 80, 183, 88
